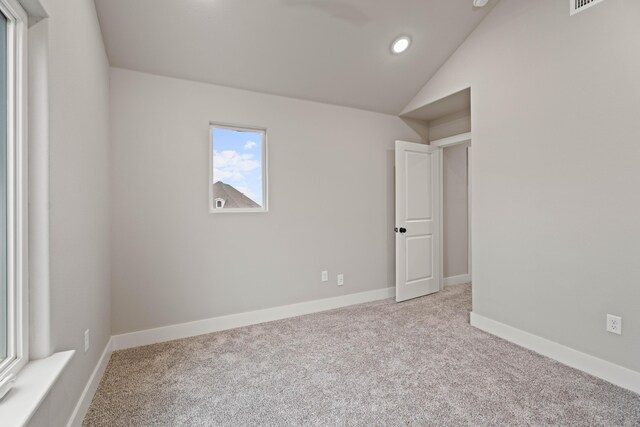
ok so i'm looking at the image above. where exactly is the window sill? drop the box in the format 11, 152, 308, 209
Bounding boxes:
0, 350, 75, 427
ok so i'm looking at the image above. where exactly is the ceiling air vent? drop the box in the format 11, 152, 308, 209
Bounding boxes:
570, 0, 606, 15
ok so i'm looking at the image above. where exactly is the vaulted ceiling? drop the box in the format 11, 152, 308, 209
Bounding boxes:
94, 0, 496, 114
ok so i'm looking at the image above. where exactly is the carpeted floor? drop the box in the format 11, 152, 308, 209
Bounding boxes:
83, 285, 640, 426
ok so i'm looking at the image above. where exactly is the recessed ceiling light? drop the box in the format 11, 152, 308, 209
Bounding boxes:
473, 0, 489, 7
391, 36, 411, 54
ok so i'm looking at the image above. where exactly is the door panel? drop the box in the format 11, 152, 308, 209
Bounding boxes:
406, 152, 432, 220
395, 141, 440, 302
406, 236, 433, 282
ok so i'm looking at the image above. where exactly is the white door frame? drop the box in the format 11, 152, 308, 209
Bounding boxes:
430, 132, 472, 289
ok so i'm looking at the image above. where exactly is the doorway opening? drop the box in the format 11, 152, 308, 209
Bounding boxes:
397, 88, 472, 300
432, 134, 471, 288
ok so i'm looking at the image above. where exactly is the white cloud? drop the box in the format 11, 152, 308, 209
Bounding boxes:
244, 141, 257, 150
213, 149, 260, 184
213, 168, 242, 182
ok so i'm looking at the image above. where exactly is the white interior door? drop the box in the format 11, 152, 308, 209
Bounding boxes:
395, 141, 441, 302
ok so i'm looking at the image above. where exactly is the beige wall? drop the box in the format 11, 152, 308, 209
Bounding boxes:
429, 111, 471, 142
110, 68, 420, 335
404, 0, 640, 372
28, 0, 112, 425
443, 144, 468, 278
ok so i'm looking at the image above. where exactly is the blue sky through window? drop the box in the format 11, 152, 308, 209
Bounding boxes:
212, 128, 264, 206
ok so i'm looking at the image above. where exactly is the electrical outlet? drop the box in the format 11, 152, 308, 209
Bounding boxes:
606, 314, 622, 335
337, 274, 344, 286
321, 270, 328, 282
84, 329, 90, 352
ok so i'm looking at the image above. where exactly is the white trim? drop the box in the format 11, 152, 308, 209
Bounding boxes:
443, 274, 471, 287
113, 287, 395, 351
0, 0, 29, 382
430, 132, 472, 148
0, 350, 74, 427
467, 145, 472, 280
470, 312, 640, 394
66, 339, 113, 427
438, 147, 444, 291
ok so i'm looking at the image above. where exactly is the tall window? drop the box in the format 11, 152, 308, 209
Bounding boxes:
0, 0, 27, 381
209, 123, 268, 213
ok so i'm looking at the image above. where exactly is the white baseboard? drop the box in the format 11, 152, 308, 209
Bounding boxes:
470, 312, 640, 394
66, 338, 114, 427
443, 274, 471, 287
112, 287, 395, 351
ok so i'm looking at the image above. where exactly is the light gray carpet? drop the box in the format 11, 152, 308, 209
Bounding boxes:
83, 285, 640, 426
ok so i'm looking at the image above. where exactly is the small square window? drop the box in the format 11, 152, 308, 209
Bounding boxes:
209, 123, 268, 213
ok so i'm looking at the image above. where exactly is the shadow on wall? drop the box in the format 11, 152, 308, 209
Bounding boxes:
279, 0, 371, 26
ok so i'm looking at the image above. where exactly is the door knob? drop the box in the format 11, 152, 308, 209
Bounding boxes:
395, 227, 407, 233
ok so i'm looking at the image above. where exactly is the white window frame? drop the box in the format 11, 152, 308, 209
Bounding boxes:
0, 0, 28, 382
209, 122, 269, 213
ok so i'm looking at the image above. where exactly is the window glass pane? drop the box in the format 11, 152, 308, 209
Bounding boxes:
211, 127, 265, 210
0, 11, 8, 362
